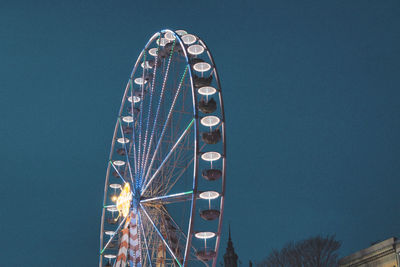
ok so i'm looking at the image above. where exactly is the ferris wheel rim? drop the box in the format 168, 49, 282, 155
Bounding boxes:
99, 29, 226, 267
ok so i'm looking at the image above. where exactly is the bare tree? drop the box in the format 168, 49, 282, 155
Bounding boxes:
258, 235, 341, 267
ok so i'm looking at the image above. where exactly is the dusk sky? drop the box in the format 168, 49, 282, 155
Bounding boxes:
1, 1, 400, 266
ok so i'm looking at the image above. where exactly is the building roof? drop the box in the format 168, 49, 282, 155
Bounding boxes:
339, 237, 400, 266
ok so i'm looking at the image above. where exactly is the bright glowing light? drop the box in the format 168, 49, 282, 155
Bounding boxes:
164, 32, 176, 41
156, 38, 169, 46
149, 48, 158, 57
141, 61, 152, 69
122, 116, 134, 123
188, 44, 204, 55
104, 254, 116, 259
106, 206, 118, 212
134, 77, 147, 85
105, 231, 115, 236
193, 62, 211, 72
116, 183, 132, 218
128, 96, 141, 103
117, 137, 129, 144
199, 191, 220, 200
201, 116, 220, 127
176, 30, 187, 36
109, 184, 122, 189
113, 160, 125, 166
198, 86, 217, 96
111, 195, 118, 202
195, 232, 216, 239
181, 34, 196, 45
201, 152, 221, 162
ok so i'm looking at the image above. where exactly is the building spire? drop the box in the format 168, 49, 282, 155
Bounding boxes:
229, 223, 232, 241
224, 224, 238, 267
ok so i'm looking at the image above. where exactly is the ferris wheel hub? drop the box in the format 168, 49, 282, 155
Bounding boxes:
132, 190, 141, 207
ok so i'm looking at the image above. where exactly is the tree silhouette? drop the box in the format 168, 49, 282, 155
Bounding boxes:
258, 235, 341, 267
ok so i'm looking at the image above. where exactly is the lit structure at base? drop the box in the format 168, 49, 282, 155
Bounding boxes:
116, 183, 132, 218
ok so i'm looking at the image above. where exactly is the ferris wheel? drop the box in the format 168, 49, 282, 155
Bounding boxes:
99, 29, 226, 267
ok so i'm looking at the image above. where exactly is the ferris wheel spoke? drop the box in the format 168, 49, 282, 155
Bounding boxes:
139, 40, 162, 182
142, 66, 189, 188
100, 215, 127, 255
141, 40, 179, 184
136, 46, 153, 178
128, 81, 138, 175
158, 206, 199, 260
142, 118, 194, 194
148, 138, 193, 198
109, 160, 127, 185
136, 83, 145, 179
138, 34, 165, 179
117, 118, 134, 184
141, 191, 193, 205
160, 132, 200, 193
139, 211, 158, 266
152, 141, 204, 198
140, 204, 183, 267
163, 154, 195, 196
159, 206, 189, 242
138, 210, 153, 267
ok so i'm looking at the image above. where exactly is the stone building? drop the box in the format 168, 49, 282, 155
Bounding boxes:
339, 237, 400, 267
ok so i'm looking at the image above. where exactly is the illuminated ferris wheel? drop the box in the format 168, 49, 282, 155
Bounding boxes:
99, 29, 226, 267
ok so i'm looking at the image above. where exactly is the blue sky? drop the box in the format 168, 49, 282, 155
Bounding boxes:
1, 0, 399, 266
